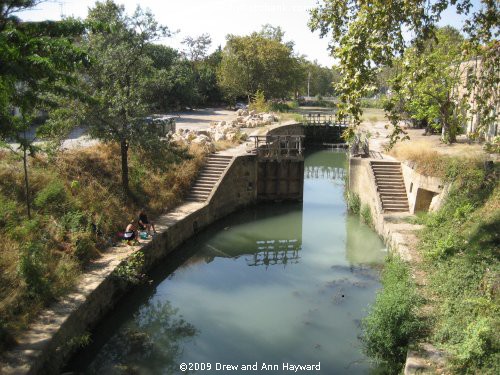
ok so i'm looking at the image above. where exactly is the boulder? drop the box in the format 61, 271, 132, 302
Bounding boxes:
242, 110, 249, 116
213, 132, 225, 142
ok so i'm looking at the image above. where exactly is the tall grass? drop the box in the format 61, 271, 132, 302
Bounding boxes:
0, 142, 204, 351
416, 159, 499, 373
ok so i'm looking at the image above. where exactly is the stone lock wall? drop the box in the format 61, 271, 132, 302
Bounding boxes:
0, 154, 259, 375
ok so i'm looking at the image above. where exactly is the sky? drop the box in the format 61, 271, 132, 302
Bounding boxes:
18, 0, 481, 67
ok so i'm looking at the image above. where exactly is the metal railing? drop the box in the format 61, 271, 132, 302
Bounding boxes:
302, 113, 350, 127
250, 135, 305, 161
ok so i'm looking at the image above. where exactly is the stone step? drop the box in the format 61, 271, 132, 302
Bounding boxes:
199, 172, 222, 177
373, 169, 401, 176
377, 183, 405, 187
193, 182, 216, 187
383, 203, 409, 209
203, 167, 226, 172
187, 193, 210, 200
206, 161, 230, 166
195, 176, 219, 185
371, 161, 401, 165
191, 186, 213, 192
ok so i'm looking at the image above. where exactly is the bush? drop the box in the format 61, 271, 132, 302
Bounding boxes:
248, 90, 269, 112
33, 180, 68, 212
17, 242, 51, 300
360, 204, 373, 226
72, 232, 98, 264
346, 191, 361, 214
362, 256, 423, 372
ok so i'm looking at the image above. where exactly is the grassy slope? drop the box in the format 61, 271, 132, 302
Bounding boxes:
0, 143, 204, 351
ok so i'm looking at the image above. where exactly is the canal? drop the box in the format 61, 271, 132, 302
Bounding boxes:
67, 150, 386, 374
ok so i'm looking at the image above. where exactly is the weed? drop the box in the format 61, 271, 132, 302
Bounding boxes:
346, 192, 361, 214
361, 256, 423, 373
113, 251, 146, 284
360, 204, 373, 226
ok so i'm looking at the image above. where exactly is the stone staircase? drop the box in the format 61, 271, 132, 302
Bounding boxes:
370, 161, 409, 213
186, 154, 233, 202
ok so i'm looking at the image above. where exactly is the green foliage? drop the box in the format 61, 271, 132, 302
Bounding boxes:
360, 204, 373, 226
385, 27, 466, 143
360, 96, 386, 109
0, 195, 17, 228
362, 256, 422, 372
346, 192, 361, 215
18, 242, 51, 300
218, 28, 304, 101
72, 232, 96, 264
484, 136, 500, 154
114, 251, 146, 284
249, 90, 269, 112
33, 180, 68, 211
417, 158, 499, 373
309, 0, 499, 139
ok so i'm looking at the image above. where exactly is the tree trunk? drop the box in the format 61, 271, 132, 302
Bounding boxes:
120, 139, 129, 198
23, 147, 31, 219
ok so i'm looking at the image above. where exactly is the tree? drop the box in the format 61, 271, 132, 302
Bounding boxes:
0, 1, 87, 218
217, 29, 304, 102
386, 27, 466, 143
83, 0, 169, 197
300, 60, 339, 97
309, 0, 499, 143
182, 33, 212, 62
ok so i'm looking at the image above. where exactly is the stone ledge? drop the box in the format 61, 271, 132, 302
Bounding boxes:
0, 153, 258, 374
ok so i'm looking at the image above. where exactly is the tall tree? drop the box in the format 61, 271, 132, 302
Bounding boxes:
217, 29, 304, 102
309, 0, 499, 143
386, 27, 466, 143
182, 33, 212, 62
0, 1, 87, 218
83, 0, 169, 197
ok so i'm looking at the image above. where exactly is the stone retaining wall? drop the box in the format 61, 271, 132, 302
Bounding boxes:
349, 156, 448, 373
0, 154, 258, 375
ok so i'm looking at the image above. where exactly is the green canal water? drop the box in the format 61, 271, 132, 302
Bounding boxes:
68, 150, 386, 374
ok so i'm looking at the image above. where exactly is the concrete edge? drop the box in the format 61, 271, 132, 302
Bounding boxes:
0, 153, 258, 375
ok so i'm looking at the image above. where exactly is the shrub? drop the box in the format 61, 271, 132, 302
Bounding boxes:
113, 251, 146, 284
72, 232, 98, 264
346, 191, 361, 214
0, 195, 17, 229
362, 256, 423, 372
249, 90, 269, 112
33, 180, 68, 212
360, 204, 373, 226
17, 242, 51, 300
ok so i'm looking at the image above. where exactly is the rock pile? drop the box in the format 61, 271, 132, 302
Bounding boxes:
232, 109, 279, 128
171, 125, 249, 153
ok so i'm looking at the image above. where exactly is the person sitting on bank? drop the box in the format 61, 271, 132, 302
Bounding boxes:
124, 219, 138, 246
138, 208, 156, 235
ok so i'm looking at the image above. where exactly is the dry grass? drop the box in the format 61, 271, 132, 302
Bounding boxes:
389, 140, 486, 178
0, 142, 204, 350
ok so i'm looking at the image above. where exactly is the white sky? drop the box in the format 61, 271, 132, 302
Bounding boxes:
18, 0, 479, 67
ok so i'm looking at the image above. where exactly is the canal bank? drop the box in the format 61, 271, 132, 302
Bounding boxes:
348, 155, 449, 373
66, 149, 387, 374
0, 148, 260, 374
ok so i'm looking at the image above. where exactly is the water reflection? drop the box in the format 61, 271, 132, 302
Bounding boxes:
304, 165, 346, 181
69, 150, 386, 375
86, 300, 197, 375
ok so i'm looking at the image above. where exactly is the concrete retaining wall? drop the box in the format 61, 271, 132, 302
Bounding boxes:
349, 156, 448, 373
0, 154, 258, 375
401, 162, 448, 214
